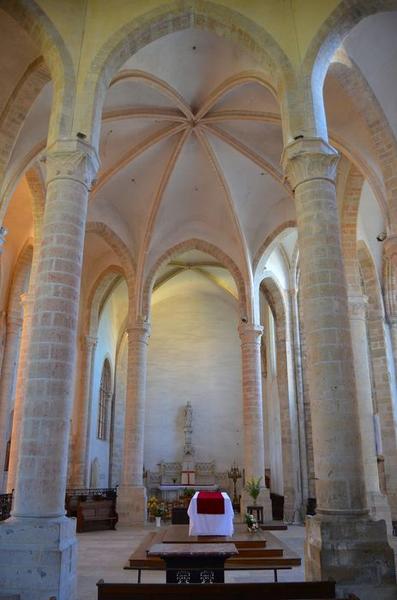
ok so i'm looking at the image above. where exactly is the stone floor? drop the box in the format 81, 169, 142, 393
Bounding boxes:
77, 522, 397, 600
77, 523, 305, 600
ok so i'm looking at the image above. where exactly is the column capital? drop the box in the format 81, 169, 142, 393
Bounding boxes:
281, 137, 339, 192
127, 319, 151, 343
0, 226, 7, 254
348, 294, 368, 321
44, 138, 100, 190
383, 234, 397, 263
238, 322, 263, 344
81, 334, 98, 351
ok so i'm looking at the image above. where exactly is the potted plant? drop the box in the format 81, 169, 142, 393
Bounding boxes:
181, 487, 195, 507
244, 512, 259, 533
244, 477, 262, 505
147, 496, 165, 526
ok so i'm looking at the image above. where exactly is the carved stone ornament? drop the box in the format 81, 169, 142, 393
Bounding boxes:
348, 295, 368, 321
281, 137, 339, 192
238, 322, 263, 345
44, 139, 100, 189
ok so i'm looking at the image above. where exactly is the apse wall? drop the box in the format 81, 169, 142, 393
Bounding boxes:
145, 270, 243, 474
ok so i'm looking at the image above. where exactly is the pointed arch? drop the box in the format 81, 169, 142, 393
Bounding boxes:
142, 238, 248, 319
75, 0, 292, 146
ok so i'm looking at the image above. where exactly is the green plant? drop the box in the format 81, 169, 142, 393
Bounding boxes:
183, 487, 195, 499
244, 512, 259, 532
244, 477, 262, 503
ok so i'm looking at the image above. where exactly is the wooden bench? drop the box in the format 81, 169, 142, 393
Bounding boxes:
97, 580, 337, 599
77, 499, 118, 533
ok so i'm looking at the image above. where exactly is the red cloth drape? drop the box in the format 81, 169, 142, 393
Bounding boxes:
197, 491, 225, 514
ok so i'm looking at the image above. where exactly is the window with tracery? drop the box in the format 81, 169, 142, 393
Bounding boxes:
97, 359, 111, 440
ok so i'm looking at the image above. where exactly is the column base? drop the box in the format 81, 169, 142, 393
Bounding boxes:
0, 515, 77, 600
117, 485, 147, 525
367, 491, 393, 536
305, 513, 396, 584
240, 489, 272, 522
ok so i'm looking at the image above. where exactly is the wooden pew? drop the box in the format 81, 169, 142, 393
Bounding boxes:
77, 499, 118, 533
97, 580, 337, 599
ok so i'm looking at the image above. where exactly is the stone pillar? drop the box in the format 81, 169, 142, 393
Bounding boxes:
288, 287, 309, 519
348, 295, 392, 531
117, 319, 150, 525
5, 295, 33, 494
282, 138, 395, 585
70, 335, 97, 487
383, 235, 397, 381
0, 138, 99, 600
0, 313, 22, 491
238, 322, 272, 520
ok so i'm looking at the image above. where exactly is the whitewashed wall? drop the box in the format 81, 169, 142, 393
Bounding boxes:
145, 270, 243, 473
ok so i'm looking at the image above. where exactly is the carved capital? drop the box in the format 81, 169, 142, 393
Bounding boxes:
281, 137, 339, 191
348, 295, 368, 321
81, 335, 98, 352
0, 226, 7, 253
44, 139, 100, 189
127, 319, 151, 344
238, 322, 263, 345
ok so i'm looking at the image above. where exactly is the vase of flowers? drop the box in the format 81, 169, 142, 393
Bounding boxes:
245, 512, 259, 533
147, 496, 165, 526
244, 477, 262, 505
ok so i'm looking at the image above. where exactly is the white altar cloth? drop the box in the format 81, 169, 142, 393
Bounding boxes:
187, 492, 234, 537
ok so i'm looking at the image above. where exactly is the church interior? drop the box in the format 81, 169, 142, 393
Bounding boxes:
1, 1, 397, 599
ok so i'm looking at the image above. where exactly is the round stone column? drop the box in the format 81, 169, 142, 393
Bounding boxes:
238, 322, 272, 520
70, 335, 97, 487
0, 313, 22, 491
5, 294, 33, 494
0, 138, 99, 600
282, 137, 395, 585
348, 295, 391, 531
117, 319, 150, 524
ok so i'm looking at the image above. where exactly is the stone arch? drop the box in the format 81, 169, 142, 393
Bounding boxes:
77, 0, 292, 146
142, 238, 248, 320
297, 0, 397, 140
328, 58, 397, 233
341, 163, 365, 293
253, 220, 297, 274
0, 0, 76, 143
85, 266, 125, 338
0, 58, 50, 189
357, 240, 397, 518
85, 221, 135, 320
260, 274, 300, 521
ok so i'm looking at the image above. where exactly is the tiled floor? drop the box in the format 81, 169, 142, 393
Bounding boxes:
77, 523, 306, 600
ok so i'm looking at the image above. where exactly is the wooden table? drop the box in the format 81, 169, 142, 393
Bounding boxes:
148, 542, 238, 583
124, 524, 301, 583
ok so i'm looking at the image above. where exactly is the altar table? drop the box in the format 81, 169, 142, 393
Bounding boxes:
148, 542, 237, 583
187, 492, 234, 536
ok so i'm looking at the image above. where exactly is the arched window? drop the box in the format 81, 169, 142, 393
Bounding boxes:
97, 359, 111, 440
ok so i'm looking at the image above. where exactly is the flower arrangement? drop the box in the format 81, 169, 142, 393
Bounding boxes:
147, 496, 165, 518
244, 476, 262, 505
245, 512, 259, 533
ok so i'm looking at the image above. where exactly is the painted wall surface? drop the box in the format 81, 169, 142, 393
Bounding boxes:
357, 181, 384, 277
88, 279, 128, 487
145, 270, 243, 473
